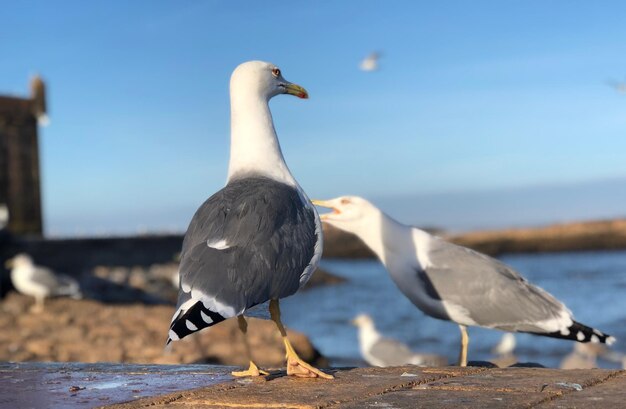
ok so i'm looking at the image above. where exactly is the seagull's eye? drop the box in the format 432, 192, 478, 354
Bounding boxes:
340, 198, 350, 205
272, 68, 281, 78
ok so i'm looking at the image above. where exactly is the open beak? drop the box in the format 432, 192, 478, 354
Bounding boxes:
311, 199, 339, 220
283, 82, 309, 99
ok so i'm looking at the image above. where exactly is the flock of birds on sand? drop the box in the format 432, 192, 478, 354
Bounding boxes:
3, 55, 626, 379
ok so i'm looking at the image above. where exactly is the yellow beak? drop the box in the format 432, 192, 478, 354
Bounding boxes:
311, 199, 333, 208
4, 258, 14, 269
312, 199, 339, 220
284, 83, 309, 99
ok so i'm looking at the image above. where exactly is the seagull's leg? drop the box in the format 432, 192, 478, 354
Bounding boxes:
269, 299, 333, 379
231, 315, 269, 377
31, 296, 44, 314
458, 325, 468, 367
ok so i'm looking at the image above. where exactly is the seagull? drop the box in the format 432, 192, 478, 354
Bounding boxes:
352, 313, 447, 367
313, 196, 615, 366
0, 204, 7, 230
166, 61, 331, 379
491, 333, 516, 356
5, 253, 81, 312
490, 333, 517, 367
560, 343, 604, 369
560, 342, 625, 369
360, 52, 381, 72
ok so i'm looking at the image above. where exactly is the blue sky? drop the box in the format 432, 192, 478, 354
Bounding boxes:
2, 1, 625, 235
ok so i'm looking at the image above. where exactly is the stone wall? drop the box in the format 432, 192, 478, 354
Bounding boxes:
0, 77, 46, 236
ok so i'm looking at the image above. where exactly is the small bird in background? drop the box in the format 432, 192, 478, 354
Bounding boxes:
360, 52, 381, 72
490, 333, 517, 367
170, 269, 180, 289
30, 75, 49, 126
0, 204, 8, 230
560, 342, 625, 369
5, 254, 82, 313
314, 196, 615, 367
352, 313, 447, 367
606, 78, 626, 94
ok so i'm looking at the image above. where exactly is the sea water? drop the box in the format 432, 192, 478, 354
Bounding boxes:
282, 250, 626, 368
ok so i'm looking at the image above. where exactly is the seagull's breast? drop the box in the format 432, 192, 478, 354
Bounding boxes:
11, 267, 50, 297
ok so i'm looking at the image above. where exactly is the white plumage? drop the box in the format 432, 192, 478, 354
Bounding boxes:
360, 52, 381, 72
6, 254, 81, 312
314, 196, 615, 367
353, 314, 447, 367
0, 204, 8, 230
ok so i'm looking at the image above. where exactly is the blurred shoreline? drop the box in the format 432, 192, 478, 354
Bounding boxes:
323, 218, 626, 258
3, 218, 626, 268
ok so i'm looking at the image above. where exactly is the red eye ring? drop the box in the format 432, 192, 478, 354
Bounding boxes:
272, 68, 281, 78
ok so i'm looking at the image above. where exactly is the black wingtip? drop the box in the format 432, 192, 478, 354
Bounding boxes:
168, 302, 227, 342
529, 321, 615, 345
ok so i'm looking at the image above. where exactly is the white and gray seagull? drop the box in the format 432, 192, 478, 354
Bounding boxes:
5, 253, 81, 313
352, 313, 447, 367
359, 52, 381, 72
313, 196, 615, 366
166, 61, 332, 379
0, 204, 8, 230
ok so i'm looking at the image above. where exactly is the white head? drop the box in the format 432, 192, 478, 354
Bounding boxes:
230, 61, 308, 102
351, 313, 376, 329
492, 333, 517, 356
5, 253, 33, 269
227, 61, 308, 184
312, 196, 381, 234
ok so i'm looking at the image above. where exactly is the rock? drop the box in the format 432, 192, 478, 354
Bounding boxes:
510, 362, 546, 368
0, 294, 328, 368
302, 267, 346, 290
24, 339, 54, 356
467, 360, 498, 368
322, 224, 375, 258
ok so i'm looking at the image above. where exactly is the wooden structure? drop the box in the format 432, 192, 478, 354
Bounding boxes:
0, 77, 47, 236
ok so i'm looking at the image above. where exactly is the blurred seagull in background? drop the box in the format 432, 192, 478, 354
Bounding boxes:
352, 313, 447, 367
0, 204, 7, 230
5, 253, 81, 313
560, 342, 625, 369
359, 52, 381, 72
313, 196, 615, 367
490, 333, 517, 367
606, 78, 626, 94
166, 61, 331, 379
491, 333, 516, 356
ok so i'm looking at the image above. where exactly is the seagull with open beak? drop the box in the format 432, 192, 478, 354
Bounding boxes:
312, 196, 615, 367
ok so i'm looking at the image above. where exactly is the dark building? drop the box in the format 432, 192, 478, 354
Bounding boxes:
0, 77, 47, 236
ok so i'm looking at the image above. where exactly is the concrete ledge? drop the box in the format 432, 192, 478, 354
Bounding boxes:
0, 363, 624, 409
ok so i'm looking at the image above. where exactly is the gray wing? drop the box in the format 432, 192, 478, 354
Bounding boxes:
28, 267, 80, 298
29, 266, 62, 291
168, 176, 317, 342
369, 337, 417, 366
420, 238, 570, 333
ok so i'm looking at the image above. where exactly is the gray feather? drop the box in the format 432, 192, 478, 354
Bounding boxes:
31, 267, 80, 297
176, 176, 317, 315
369, 338, 419, 366
420, 238, 568, 331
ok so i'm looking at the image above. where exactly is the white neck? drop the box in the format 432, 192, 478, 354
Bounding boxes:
350, 210, 416, 266
358, 323, 381, 352
227, 92, 296, 185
